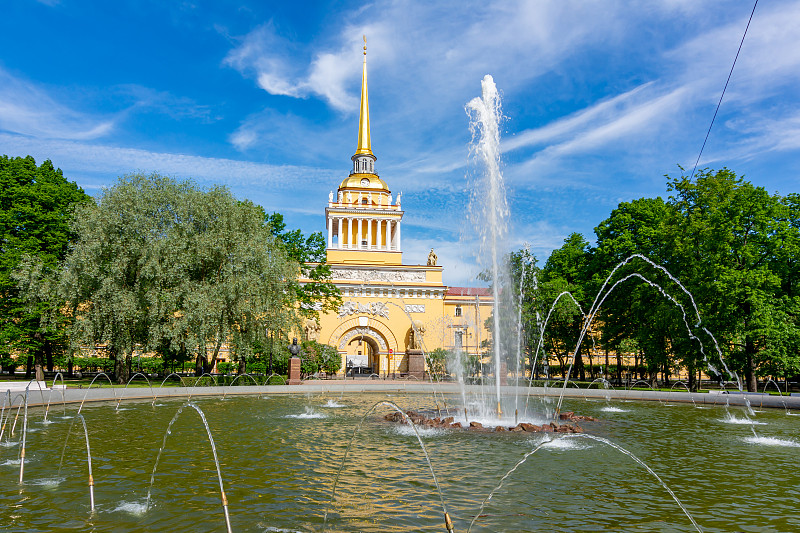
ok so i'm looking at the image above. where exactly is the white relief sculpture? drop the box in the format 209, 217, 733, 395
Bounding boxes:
405, 304, 425, 313
338, 300, 391, 318
347, 191, 352, 203
338, 327, 387, 351
330, 268, 425, 282
367, 191, 372, 204
338, 191, 343, 202
301, 302, 323, 311
338, 301, 357, 317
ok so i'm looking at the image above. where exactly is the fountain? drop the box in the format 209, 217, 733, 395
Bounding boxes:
2, 76, 799, 532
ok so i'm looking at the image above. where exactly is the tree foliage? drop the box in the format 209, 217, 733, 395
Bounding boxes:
509, 168, 800, 391
1, 155, 89, 379
22, 173, 302, 382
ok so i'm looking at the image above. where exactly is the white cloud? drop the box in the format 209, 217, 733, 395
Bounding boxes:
0, 67, 115, 140
0, 133, 334, 190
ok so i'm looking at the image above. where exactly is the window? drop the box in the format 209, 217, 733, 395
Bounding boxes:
362, 198, 368, 205
455, 305, 462, 317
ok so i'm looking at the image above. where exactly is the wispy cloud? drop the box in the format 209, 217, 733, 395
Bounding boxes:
223, 23, 384, 112
0, 67, 115, 140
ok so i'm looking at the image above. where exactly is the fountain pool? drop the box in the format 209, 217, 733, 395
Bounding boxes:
1, 392, 798, 532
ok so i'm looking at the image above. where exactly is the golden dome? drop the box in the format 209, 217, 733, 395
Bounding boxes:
339, 173, 390, 192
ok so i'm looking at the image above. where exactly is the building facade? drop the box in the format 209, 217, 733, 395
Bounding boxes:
298, 41, 493, 377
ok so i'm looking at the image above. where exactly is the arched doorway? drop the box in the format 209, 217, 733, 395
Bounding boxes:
344, 334, 381, 376
336, 325, 390, 377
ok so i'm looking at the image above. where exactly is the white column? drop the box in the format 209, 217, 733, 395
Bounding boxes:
397, 221, 401, 251
327, 216, 333, 248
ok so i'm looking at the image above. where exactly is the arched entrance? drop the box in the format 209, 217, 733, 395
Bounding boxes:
328, 316, 398, 376
333, 323, 393, 378
343, 333, 381, 376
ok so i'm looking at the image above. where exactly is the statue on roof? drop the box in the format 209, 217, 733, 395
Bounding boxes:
427, 248, 438, 266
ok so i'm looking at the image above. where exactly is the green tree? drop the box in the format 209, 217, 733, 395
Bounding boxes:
1, 155, 89, 380
265, 212, 341, 317
540, 233, 591, 380
667, 168, 795, 391
41, 173, 299, 383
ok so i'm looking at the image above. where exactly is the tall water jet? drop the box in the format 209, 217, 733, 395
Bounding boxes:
467, 75, 509, 416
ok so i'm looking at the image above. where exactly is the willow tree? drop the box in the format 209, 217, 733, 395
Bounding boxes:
54, 173, 299, 382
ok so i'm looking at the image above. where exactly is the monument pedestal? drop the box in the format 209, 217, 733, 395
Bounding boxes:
407, 350, 425, 380
288, 356, 301, 385
499, 360, 508, 386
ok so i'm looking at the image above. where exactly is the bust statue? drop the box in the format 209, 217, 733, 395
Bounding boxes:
427, 248, 438, 266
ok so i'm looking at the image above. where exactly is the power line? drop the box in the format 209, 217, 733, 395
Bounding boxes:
688, 0, 759, 181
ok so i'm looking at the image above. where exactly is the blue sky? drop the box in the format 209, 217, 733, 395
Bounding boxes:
2, 0, 800, 286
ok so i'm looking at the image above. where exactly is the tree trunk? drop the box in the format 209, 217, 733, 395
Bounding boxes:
688, 364, 696, 392
45, 340, 54, 372
25, 355, 33, 379
34, 348, 45, 382
575, 347, 585, 382
604, 347, 609, 380
67, 358, 74, 378
195, 352, 205, 376
616, 352, 622, 384
745, 338, 757, 392
238, 358, 246, 375
113, 348, 130, 384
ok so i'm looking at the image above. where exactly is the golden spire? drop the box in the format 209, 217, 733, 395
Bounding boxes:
355, 35, 373, 156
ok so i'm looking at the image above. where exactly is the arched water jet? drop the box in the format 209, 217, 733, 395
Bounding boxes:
629, 379, 663, 405
263, 373, 286, 385
554, 257, 750, 421
467, 433, 702, 533
761, 378, 788, 412
523, 290, 585, 415
147, 402, 232, 533
116, 373, 154, 411
188, 373, 218, 398
587, 377, 613, 404
222, 373, 260, 400
669, 381, 697, 408
76, 413, 95, 513
44, 372, 67, 421
323, 400, 454, 533
76, 372, 117, 416
152, 372, 188, 406
18, 386, 30, 483
1, 393, 25, 442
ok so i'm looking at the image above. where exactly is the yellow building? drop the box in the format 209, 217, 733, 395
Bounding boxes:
299, 40, 493, 378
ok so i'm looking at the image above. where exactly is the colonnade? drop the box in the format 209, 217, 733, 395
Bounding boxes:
327, 216, 401, 251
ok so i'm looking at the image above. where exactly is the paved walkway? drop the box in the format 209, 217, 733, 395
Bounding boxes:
4, 380, 799, 409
